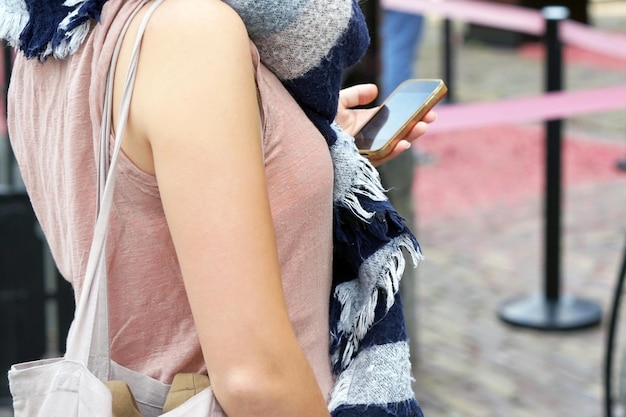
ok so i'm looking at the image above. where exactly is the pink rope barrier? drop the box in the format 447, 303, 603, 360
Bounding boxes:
382, 0, 544, 35
382, 0, 626, 132
561, 20, 626, 61
382, 0, 626, 61
430, 84, 626, 134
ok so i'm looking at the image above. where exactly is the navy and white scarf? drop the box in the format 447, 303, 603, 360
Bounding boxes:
0, 1, 425, 416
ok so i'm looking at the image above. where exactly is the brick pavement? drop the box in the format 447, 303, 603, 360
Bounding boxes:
410, 179, 626, 417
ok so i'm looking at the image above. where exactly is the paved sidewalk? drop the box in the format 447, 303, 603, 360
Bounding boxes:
411, 180, 626, 417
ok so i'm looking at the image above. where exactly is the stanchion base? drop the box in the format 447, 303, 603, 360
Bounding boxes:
498, 294, 602, 330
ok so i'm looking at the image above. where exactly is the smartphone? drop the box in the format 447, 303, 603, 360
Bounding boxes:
354, 79, 447, 159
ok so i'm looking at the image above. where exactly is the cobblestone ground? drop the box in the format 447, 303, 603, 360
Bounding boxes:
411, 180, 626, 417
409, 2, 626, 417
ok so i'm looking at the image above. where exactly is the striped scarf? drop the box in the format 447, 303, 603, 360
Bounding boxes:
0, 1, 425, 416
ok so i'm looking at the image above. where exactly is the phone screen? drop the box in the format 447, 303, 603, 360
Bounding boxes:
354, 80, 444, 153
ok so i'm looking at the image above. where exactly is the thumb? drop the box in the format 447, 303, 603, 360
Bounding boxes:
339, 84, 378, 108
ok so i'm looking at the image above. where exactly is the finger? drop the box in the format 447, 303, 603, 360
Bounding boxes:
421, 110, 438, 124
369, 140, 411, 167
339, 84, 378, 108
404, 121, 430, 143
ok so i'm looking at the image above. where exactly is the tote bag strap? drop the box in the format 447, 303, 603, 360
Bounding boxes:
64, 0, 167, 378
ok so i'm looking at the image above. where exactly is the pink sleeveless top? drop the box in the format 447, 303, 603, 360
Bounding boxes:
8, 0, 334, 398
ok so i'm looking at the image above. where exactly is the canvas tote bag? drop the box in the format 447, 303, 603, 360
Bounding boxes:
8, 1, 226, 416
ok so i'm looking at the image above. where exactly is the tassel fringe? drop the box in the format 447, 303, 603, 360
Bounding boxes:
0, 0, 98, 59
332, 234, 423, 371
48, 22, 92, 59
0, 0, 29, 47
330, 124, 388, 218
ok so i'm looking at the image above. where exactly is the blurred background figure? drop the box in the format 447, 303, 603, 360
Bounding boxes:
379, 7, 424, 100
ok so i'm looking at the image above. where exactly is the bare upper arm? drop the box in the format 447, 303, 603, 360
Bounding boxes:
112, 1, 329, 416
129, 0, 285, 358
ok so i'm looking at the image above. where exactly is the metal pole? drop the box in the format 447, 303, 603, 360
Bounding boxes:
497, 6, 602, 331
442, 18, 454, 103
617, 115, 626, 171
604, 235, 626, 417
544, 8, 563, 302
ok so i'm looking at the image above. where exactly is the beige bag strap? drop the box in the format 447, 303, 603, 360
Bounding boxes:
64, 0, 166, 379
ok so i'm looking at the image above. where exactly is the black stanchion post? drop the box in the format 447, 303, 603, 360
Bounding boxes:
544, 6, 564, 307
497, 6, 602, 330
603, 235, 626, 417
618, 117, 626, 171
442, 18, 454, 103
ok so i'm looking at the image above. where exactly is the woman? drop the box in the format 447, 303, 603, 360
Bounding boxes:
2, 0, 436, 415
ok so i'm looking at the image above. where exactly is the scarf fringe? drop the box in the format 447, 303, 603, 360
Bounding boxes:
330, 124, 387, 221
340, 156, 388, 221
332, 234, 423, 371
328, 125, 423, 372
48, 21, 92, 59
0, 0, 97, 59
0, 1, 29, 48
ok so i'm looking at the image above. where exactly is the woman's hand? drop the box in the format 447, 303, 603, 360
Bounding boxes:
335, 83, 380, 135
335, 83, 437, 166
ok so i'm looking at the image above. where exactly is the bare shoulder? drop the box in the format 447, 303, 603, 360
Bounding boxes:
138, 0, 249, 60
114, 0, 258, 174
144, 0, 249, 51
134, 0, 257, 130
